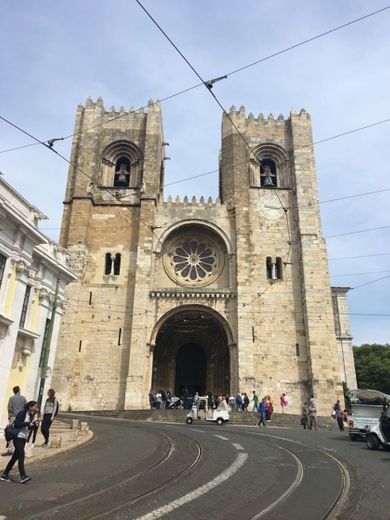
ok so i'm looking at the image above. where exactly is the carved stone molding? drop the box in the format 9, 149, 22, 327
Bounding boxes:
150, 289, 236, 300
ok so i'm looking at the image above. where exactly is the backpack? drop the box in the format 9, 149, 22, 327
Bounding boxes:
4, 425, 19, 442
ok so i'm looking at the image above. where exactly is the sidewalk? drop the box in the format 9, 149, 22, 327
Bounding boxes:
0, 418, 93, 468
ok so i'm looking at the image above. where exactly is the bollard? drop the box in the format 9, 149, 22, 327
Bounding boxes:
49, 435, 62, 448
72, 419, 79, 430
69, 431, 78, 442
80, 422, 89, 435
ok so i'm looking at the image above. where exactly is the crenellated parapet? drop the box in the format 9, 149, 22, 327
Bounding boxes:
82, 96, 160, 117
162, 195, 221, 207
225, 105, 310, 126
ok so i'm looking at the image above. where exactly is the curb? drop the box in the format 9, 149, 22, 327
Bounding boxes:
27, 430, 94, 466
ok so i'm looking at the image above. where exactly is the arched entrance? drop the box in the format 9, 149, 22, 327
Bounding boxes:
151, 307, 231, 397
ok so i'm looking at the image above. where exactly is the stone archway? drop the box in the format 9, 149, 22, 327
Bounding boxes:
151, 307, 231, 397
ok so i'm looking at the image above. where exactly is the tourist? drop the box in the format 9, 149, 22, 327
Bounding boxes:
41, 389, 59, 447
265, 395, 273, 420
228, 395, 235, 411
308, 398, 318, 430
235, 392, 243, 411
27, 405, 41, 447
1, 400, 39, 483
258, 398, 267, 427
148, 390, 156, 409
333, 400, 344, 432
252, 390, 259, 413
217, 395, 228, 411
301, 401, 309, 430
280, 393, 288, 413
2, 386, 27, 457
242, 393, 250, 411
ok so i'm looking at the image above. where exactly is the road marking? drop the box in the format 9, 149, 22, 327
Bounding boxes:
232, 443, 244, 451
318, 445, 337, 452
134, 452, 248, 520
214, 434, 229, 441
191, 429, 205, 433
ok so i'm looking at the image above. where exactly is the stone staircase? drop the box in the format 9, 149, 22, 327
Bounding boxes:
77, 409, 338, 430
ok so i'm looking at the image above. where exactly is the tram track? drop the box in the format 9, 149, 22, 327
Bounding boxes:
242, 429, 350, 520
6, 417, 350, 520
27, 426, 203, 520
83, 422, 350, 520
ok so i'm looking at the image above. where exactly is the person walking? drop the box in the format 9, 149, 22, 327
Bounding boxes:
2, 386, 27, 457
252, 391, 259, 413
258, 399, 267, 427
308, 398, 318, 430
333, 400, 344, 432
1, 400, 39, 483
41, 389, 59, 447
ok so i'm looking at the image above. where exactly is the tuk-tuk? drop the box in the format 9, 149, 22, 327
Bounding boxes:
186, 396, 230, 426
366, 405, 390, 450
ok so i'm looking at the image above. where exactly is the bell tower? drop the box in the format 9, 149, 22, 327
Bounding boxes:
52, 97, 166, 411
220, 106, 343, 414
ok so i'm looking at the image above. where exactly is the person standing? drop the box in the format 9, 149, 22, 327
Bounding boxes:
301, 401, 309, 430
308, 398, 318, 430
27, 405, 41, 447
258, 399, 267, 427
333, 400, 344, 432
235, 393, 243, 412
1, 400, 39, 483
2, 386, 27, 457
242, 393, 249, 411
280, 393, 288, 413
252, 391, 259, 413
41, 389, 59, 447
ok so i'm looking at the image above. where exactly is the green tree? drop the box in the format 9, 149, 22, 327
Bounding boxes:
353, 344, 390, 394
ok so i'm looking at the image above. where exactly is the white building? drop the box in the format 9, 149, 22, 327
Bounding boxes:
0, 173, 76, 428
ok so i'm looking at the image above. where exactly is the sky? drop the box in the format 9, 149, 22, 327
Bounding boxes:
0, 0, 389, 345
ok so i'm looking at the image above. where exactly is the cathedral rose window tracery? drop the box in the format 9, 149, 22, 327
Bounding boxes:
163, 232, 224, 287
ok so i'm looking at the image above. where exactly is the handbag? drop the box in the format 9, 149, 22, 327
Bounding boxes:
4, 425, 19, 442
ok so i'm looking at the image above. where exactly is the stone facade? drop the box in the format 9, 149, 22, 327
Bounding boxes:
52, 98, 357, 415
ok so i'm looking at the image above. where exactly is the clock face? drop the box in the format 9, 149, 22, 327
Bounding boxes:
257, 192, 285, 221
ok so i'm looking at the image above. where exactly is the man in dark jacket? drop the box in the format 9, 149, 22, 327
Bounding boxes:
2, 386, 27, 457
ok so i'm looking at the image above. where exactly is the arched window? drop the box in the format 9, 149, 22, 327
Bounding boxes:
275, 257, 283, 280
105, 253, 112, 275
260, 158, 277, 188
114, 157, 131, 187
266, 257, 273, 279
266, 256, 283, 280
113, 253, 121, 275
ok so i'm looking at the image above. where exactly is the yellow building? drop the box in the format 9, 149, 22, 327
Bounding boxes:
0, 174, 76, 428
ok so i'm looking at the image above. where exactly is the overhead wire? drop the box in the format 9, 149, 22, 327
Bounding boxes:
1, 4, 389, 155
135, 0, 292, 263
0, 114, 164, 248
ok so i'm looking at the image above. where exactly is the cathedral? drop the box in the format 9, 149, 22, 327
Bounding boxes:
52, 97, 357, 416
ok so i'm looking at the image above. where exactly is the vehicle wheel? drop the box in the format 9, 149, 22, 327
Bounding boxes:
366, 433, 380, 450
186, 417, 193, 425
216, 418, 224, 426
349, 434, 358, 441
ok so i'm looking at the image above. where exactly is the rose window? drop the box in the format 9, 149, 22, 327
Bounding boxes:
164, 234, 223, 287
